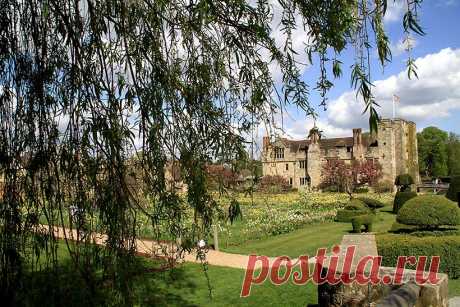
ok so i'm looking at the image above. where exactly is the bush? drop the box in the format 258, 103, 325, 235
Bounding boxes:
322, 185, 339, 192
377, 234, 460, 279
258, 175, 291, 193
393, 191, 417, 214
351, 214, 374, 233
357, 197, 385, 209
354, 187, 369, 194
397, 195, 460, 229
446, 175, 460, 204
335, 199, 370, 222
390, 221, 418, 233
390, 222, 459, 236
373, 180, 394, 193
395, 174, 414, 191
344, 198, 367, 210
335, 209, 370, 222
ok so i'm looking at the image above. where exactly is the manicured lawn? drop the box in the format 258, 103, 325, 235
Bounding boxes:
214, 192, 393, 249
24, 242, 318, 306
144, 263, 318, 307
222, 205, 396, 258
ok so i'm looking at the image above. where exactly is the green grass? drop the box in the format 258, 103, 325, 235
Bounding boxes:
144, 263, 318, 307
22, 242, 318, 306
222, 206, 396, 258
450, 279, 460, 299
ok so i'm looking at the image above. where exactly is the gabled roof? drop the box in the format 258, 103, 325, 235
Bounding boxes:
277, 137, 353, 150
274, 132, 375, 151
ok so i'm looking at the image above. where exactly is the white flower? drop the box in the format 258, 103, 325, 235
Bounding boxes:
197, 239, 206, 248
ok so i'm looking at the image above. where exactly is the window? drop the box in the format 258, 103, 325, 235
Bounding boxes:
299, 160, 306, 169
289, 178, 293, 186
346, 146, 352, 153
274, 147, 284, 159
300, 177, 309, 186
285, 163, 289, 171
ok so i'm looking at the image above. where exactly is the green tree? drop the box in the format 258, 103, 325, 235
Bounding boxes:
417, 127, 449, 177
0, 0, 425, 304
447, 133, 460, 175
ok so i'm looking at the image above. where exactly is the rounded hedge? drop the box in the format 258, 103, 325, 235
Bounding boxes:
335, 209, 370, 222
357, 197, 385, 209
351, 214, 374, 233
446, 175, 460, 203
395, 174, 414, 191
344, 198, 367, 210
395, 173, 414, 186
397, 195, 460, 228
335, 199, 370, 222
392, 191, 417, 214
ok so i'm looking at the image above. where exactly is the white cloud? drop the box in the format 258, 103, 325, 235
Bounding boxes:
260, 1, 311, 82
275, 48, 460, 139
384, 0, 405, 24
391, 36, 418, 56
327, 48, 460, 130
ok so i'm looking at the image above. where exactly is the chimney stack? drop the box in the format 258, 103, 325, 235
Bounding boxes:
309, 127, 320, 144
353, 128, 362, 146
262, 136, 270, 151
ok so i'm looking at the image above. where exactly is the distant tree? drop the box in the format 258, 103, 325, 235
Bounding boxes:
322, 159, 383, 193
321, 160, 353, 193
447, 133, 460, 176
206, 164, 238, 190
417, 127, 449, 178
357, 160, 383, 186
258, 175, 291, 193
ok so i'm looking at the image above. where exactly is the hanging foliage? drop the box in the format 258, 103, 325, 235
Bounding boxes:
0, 0, 424, 304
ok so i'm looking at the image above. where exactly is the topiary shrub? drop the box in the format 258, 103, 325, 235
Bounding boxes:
343, 198, 367, 210
377, 233, 460, 279
351, 214, 374, 233
446, 175, 460, 206
357, 197, 385, 210
397, 195, 460, 229
335, 209, 369, 222
395, 174, 414, 192
335, 199, 370, 222
392, 191, 417, 214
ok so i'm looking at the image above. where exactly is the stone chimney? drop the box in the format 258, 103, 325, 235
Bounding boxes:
309, 127, 320, 144
262, 136, 270, 151
353, 128, 362, 146
352, 128, 363, 160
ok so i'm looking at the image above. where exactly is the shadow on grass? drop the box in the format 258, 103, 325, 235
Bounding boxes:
16, 258, 200, 307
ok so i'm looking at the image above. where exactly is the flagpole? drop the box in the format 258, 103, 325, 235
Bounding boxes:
392, 95, 396, 119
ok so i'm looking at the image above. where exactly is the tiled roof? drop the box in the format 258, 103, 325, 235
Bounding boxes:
277, 133, 375, 151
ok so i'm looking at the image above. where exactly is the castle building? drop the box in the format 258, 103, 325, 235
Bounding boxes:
262, 118, 420, 189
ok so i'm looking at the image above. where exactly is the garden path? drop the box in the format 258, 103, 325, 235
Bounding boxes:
41, 224, 317, 269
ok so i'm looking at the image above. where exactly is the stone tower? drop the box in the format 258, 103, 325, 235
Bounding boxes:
376, 119, 420, 184
307, 127, 321, 188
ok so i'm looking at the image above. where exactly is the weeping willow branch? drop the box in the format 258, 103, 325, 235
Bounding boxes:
0, 0, 423, 305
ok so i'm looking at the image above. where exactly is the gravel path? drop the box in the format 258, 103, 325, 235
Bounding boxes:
42, 224, 314, 269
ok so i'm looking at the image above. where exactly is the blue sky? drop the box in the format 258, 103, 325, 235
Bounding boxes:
269, 0, 460, 141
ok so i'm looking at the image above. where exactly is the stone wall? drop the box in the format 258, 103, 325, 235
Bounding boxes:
262, 138, 309, 189
262, 118, 420, 188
